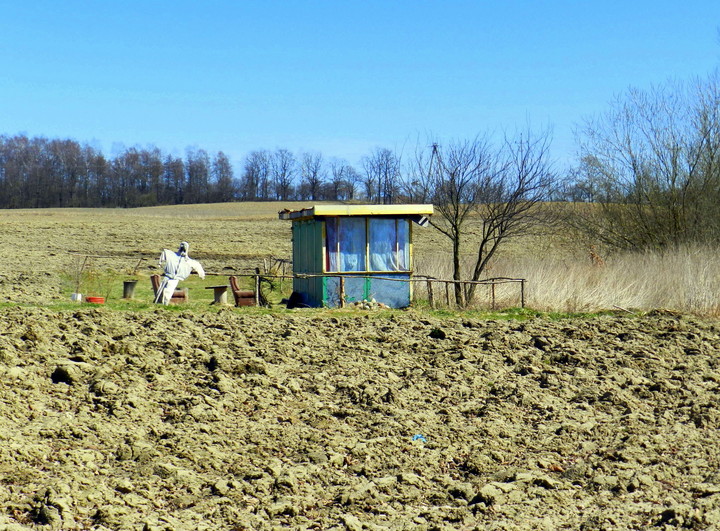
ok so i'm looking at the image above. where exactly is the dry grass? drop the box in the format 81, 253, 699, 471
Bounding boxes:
416, 243, 720, 316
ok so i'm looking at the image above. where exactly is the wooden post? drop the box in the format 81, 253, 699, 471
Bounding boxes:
491, 282, 496, 310
521, 279, 525, 308
254, 268, 261, 306
426, 279, 434, 309
279, 260, 285, 293
445, 282, 450, 307
339, 276, 346, 308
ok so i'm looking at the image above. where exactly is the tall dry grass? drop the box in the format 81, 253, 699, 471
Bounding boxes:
414, 243, 720, 316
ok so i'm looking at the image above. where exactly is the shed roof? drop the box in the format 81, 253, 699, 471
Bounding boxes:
278, 204, 434, 221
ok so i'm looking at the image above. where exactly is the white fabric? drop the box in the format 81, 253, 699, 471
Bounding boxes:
369, 218, 397, 271
156, 248, 205, 304
157, 277, 180, 305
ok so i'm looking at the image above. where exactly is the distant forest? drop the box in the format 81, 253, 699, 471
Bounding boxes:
0, 134, 404, 208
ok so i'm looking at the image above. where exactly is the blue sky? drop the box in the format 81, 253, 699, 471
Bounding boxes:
1, 1, 719, 170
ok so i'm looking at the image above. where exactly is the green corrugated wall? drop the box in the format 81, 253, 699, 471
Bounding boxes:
292, 219, 325, 306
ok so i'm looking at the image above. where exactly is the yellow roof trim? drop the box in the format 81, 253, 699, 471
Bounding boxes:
279, 204, 434, 220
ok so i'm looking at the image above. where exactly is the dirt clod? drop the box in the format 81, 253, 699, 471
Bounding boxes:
1, 307, 720, 529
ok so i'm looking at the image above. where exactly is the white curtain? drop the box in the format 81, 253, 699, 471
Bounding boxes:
340, 217, 367, 271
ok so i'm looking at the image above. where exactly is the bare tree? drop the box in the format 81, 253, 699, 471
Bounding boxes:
361, 147, 400, 203
163, 156, 185, 204
48, 139, 85, 207
572, 72, 720, 249
465, 130, 555, 302
84, 146, 107, 207
426, 137, 500, 305
110, 147, 142, 207
139, 147, 164, 205
327, 160, 361, 201
344, 166, 361, 200
425, 130, 555, 306
328, 158, 349, 200
240, 150, 272, 200
272, 149, 297, 201
185, 148, 210, 203
212, 151, 235, 202
300, 151, 325, 200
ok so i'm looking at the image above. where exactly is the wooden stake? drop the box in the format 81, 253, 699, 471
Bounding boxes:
339, 276, 345, 308
426, 279, 434, 309
254, 268, 260, 306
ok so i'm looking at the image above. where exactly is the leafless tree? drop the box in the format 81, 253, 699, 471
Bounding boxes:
426, 137, 500, 305
212, 151, 236, 202
361, 147, 400, 203
572, 72, 720, 249
163, 155, 185, 204
110, 147, 141, 207
140, 147, 164, 205
0, 134, 232, 208
84, 146, 108, 206
300, 151, 325, 200
185, 148, 210, 203
425, 130, 555, 305
327, 160, 361, 201
272, 148, 296, 201
328, 159, 349, 200
465, 130, 555, 302
240, 150, 272, 200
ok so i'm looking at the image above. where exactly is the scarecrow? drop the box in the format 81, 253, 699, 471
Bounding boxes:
155, 242, 205, 304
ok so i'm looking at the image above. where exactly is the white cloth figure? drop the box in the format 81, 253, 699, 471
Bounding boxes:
155, 242, 205, 304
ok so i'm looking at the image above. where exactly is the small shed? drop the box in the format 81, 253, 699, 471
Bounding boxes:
279, 204, 433, 308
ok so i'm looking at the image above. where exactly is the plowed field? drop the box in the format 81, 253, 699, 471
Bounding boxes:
0, 206, 718, 530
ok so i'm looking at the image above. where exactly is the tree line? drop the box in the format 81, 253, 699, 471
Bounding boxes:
0, 136, 234, 208
0, 135, 414, 208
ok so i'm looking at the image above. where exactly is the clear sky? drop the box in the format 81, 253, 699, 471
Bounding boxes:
1, 1, 719, 171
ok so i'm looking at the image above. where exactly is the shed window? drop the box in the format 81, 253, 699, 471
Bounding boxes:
326, 217, 410, 272
326, 217, 366, 271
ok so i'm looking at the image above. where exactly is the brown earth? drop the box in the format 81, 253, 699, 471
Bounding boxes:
1, 205, 719, 529
1, 307, 720, 530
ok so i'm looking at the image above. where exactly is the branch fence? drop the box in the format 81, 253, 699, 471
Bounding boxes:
231, 272, 526, 310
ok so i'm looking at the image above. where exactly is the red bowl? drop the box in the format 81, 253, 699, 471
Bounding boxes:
85, 296, 105, 304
